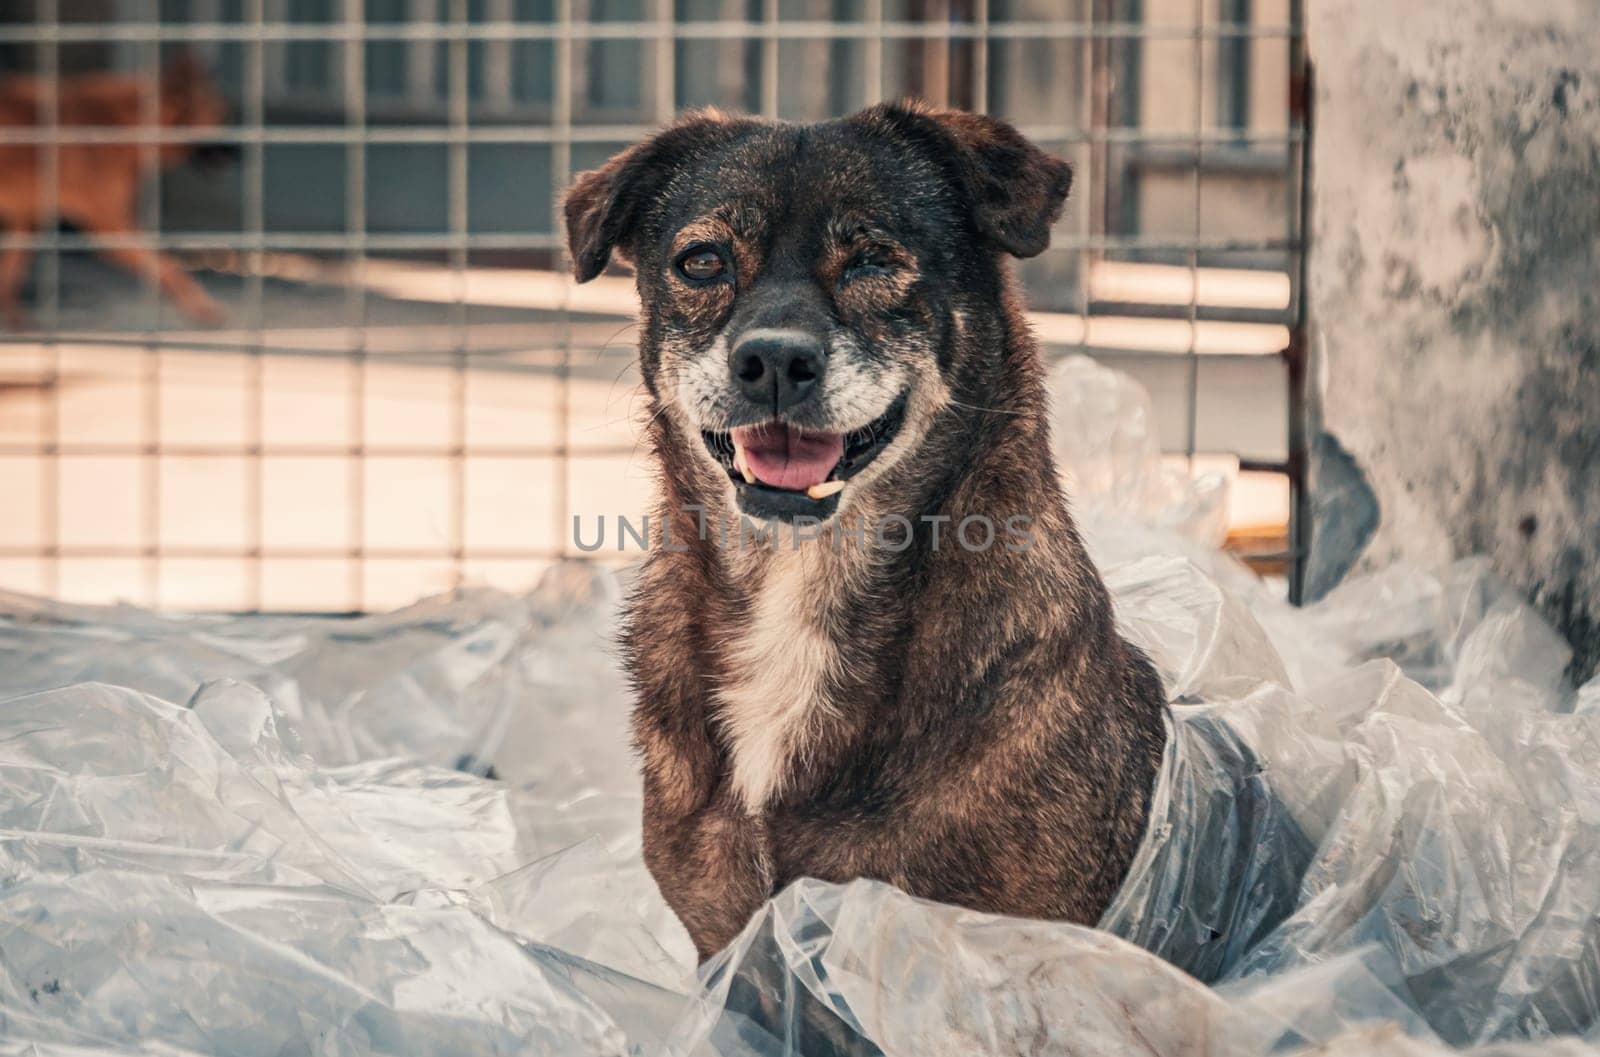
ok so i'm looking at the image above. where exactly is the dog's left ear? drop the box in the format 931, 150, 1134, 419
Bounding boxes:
563, 109, 752, 283
893, 105, 1073, 259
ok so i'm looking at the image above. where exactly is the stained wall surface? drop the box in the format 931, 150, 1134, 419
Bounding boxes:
1305, 0, 1600, 680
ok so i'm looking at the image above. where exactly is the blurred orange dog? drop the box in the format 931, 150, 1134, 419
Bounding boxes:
0, 54, 230, 328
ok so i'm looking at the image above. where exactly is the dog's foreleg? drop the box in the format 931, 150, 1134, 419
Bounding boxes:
0, 221, 35, 331
641, 772, 776, 962
76, 213, 225, 326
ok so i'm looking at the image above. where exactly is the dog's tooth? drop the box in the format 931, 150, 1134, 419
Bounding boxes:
806, 479, 846, 499
733, 444, 757, 485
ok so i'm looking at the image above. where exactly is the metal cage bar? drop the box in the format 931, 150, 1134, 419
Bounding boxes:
0, 0, 1308, 610
0, 21, 1298, 43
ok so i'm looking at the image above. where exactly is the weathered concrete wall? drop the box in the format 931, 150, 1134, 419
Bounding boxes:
1306, 0, 1600, 681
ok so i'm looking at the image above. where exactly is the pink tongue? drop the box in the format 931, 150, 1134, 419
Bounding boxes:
732, 424, 844, 491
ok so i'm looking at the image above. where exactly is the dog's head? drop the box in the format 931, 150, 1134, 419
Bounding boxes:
565, 102, 1070, 526
158, 53, 235, 168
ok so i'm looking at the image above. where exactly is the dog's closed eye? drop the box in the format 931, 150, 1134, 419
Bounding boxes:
841, 248, 895, 283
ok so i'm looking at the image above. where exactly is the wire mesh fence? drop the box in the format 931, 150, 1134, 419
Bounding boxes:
0, 0, 1307, 612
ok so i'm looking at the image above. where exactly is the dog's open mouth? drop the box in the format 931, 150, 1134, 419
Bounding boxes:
701, 392, 907, 502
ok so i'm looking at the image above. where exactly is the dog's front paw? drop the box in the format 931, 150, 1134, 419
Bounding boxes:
179, 292, 228, 327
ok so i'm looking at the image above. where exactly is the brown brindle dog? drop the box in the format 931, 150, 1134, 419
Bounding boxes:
0, 54, 231, 329
565, 102, 1168, 963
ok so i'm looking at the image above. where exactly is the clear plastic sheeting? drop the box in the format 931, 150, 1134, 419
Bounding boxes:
3, 556, 1596, 1056
1579, 675, 1600, 716
1048, 354, 1231, 546
3, 360, 1598, 1055
0, 571, 696, 1056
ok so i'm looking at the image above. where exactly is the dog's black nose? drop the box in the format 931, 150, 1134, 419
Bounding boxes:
193, 142, 242, 168
729, 330, 825, 412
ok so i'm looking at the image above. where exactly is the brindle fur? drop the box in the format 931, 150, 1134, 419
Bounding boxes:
564, 101, 1167, 962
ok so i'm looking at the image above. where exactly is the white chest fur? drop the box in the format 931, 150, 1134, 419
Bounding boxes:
716, 546, 841, 812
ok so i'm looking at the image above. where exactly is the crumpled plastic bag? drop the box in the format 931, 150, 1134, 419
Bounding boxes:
3, 553, 1596, 1056
1049, 354, 1232, 546
0, 568, 696, 1056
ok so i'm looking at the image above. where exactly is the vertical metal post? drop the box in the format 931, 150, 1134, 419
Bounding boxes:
344, 0, 369, 610
1081, 3, 1103, 356
655, 0, 674, 125
244, 0, 267, 610
266, 2, 288, 95
971, 0, 988, 114
407, 0, 436, 106
140, 6, 162, 605
1182, 0, 1205, 472
924, 0, 950, 107
1286, 0, 1310, 602
865, 0, 884, 104
485, 0, 513, 113
553, 0, 574, 557
39, 0, 62, 598
448, 0, 469, 589
760, 0, 778, 118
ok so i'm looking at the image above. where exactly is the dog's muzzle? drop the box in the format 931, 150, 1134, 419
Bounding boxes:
699, 390, 909, 520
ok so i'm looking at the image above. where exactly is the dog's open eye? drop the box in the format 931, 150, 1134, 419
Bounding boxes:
676, 245, 728, 283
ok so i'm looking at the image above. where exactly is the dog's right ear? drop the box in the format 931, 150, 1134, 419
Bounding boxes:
563, 110, 749, 284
